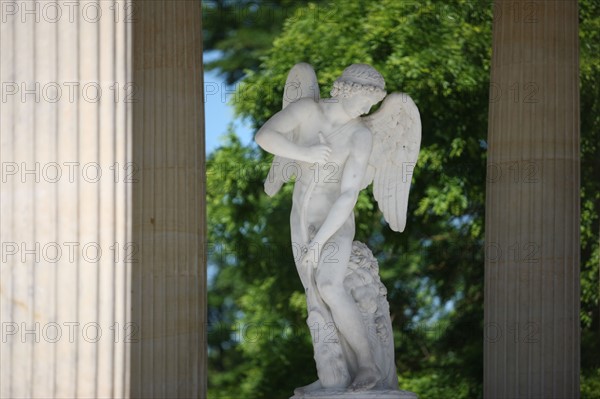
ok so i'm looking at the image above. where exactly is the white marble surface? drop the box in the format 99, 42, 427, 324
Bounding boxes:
256, 63, 420, 397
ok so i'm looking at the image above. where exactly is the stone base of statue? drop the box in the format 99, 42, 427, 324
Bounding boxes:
290, 388, 417, 399
290, 242, 418, 399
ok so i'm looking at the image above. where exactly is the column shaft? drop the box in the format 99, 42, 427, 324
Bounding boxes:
130, 1, 206, 398
0, 1, 132, 397
484, 1, 580, 398
0, 1, 206, 397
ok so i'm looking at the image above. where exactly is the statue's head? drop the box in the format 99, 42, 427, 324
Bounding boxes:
330, 64, 387, 101
331, 64, 387, 117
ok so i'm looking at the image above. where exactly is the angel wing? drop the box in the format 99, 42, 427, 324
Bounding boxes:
361, 93, 421, 232
264, 63, 320, 197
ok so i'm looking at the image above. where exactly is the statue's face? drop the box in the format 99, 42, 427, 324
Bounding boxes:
341, 93, 380, 118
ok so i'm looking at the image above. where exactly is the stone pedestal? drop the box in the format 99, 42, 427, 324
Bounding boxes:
484, 1, 580, 398
291, 390, 417, 399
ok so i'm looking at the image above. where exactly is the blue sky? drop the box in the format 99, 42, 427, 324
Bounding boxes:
204, 51, 254, 154
204, 51, 255, 284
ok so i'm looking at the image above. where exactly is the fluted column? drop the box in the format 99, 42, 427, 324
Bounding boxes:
0, 1, 205, 398
484, 1, 580, 398
130, 1, 205, 398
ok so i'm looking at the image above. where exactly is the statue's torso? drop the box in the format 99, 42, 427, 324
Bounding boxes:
290, 102, 365, 231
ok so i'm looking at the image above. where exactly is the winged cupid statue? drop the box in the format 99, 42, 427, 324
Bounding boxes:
255, 63, 421, 399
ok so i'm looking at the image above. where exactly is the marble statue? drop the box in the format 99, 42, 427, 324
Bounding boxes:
255, 63, 421, 399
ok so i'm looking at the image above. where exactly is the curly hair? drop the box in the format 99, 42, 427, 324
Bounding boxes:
330, 80, 387, 102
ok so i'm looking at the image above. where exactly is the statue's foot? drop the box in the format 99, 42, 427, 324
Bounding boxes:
294, 379, 322, 395
348, 366, 379, 392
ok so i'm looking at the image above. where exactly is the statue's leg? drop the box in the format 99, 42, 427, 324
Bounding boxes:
314, 221, 379, 391
290, 208, 350, 390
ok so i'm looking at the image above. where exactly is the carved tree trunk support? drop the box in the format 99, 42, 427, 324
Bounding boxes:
484, 1, 580, 398
0, 1, 206, 398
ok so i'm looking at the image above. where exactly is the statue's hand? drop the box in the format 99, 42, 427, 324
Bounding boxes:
303, 132, 331, 164
301, 241, 322, 270
304, 143, 331, 164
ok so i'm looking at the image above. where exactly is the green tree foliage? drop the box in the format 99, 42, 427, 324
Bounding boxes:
579, 0, 600, 390
203, 0, 323, 84
206, 1, 600, 398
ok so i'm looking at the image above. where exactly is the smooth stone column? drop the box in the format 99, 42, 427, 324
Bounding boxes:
484, 1, 580, 398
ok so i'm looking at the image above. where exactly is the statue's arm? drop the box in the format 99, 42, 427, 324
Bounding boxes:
311, 128, 373, 248
255, 99, 330, 164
